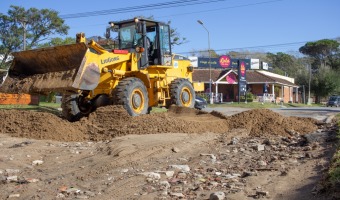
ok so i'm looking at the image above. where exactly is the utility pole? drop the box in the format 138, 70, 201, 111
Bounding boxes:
197, 20, 213, 104
19, 18, 28, 50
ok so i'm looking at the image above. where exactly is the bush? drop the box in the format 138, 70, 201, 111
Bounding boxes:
240, 93, 254, 102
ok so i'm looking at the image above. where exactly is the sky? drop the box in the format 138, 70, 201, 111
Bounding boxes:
1, 0, 339, 57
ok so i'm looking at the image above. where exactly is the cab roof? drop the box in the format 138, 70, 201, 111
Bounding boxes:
108, 18, 164, 26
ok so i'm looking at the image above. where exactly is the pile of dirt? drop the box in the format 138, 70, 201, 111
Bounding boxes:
0, 106, 319, 142
0, 109, 88, 141
81, 105, 229, 141
228, 109, 318, 137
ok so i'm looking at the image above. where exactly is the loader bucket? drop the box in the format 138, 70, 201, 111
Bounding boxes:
0, 43, 100, 95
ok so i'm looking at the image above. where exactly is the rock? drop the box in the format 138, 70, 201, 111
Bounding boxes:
256, 191, 269, 196
242, 171, 257, 177
165, 171, 175, 177
224, 174, 236, 179
160, 181, 171, 189
170, 192, 184, 198
209, 181, 219, 187
209, 191, 225, 200
32, 160, 44, 165
56, 193, 66, 198
8, 194, 20, 198
230, 137, 239, 145
84, 191, 96, 197
258, 160, 267, 166
200, 153, 217, 160
26, 178, 39, 183
65, 187, 81, 194
172, 147, 180, 153
121, 169, 129, 173
6, 176, 18, 182
169, 165, 190, 172
177, 172, 187, 179
156, 170, 175, 177
256, 145, 265, 151
140, 172, 161, 180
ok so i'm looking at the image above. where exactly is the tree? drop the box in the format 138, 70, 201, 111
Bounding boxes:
37, 37, 75, 48
299, 39, 340, 70
266, 52, 304, 77
311, 69, 339, 103
298, 39, 340, 102
167, 21, 187, 47
0, 5, 69, 68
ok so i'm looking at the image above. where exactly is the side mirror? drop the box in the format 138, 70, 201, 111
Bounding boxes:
105, 27, 111, 39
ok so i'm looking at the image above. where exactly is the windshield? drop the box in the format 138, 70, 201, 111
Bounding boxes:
119, 23, 138, 49
329, 96, 338, 101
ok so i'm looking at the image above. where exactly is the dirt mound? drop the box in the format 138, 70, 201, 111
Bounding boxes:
81, 105, 229, 141
0, 106, 319, 142
0, 109, 88, 141
228, 109, 318, 137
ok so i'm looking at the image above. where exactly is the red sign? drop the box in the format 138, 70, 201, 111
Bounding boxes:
226, 73, 236, 84
219, 55, 231, 68
240, 61, 246, 76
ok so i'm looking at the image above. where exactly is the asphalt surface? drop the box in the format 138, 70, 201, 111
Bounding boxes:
203, 106, 340, 122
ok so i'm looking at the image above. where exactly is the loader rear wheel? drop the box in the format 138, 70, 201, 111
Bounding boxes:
113, 77, 149, 116
168, 78, 195, 108
61, 94, 92, 122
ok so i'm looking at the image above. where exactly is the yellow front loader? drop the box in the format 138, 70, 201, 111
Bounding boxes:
0, 18, 196, 121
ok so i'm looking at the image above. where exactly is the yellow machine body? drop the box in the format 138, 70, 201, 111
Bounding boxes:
0, 18, 197, 119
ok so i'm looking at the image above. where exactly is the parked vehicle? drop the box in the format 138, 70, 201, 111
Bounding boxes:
326, 95, 340, 107
195, 96, 208, 110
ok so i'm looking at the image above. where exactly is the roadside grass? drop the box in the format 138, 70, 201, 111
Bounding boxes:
328, 113, 340, 189
0, 102, 61, 115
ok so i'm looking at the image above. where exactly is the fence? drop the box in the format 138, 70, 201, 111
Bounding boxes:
257, 93, 275, 103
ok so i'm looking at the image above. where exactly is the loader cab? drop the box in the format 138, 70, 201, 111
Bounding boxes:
107, 18, 172, 69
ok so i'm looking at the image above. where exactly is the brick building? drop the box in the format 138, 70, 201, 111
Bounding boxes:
193, 69, 299, 103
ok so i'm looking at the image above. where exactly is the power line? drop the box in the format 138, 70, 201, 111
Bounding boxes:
60, 0, 228, 19
177, 41, 313, 54
158, 0, 284, 19
67, 0, 285, 29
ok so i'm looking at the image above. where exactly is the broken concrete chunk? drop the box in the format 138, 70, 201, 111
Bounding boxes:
169, 165, 190, 172
209, 191, 225, 200
32, 160, 44, 165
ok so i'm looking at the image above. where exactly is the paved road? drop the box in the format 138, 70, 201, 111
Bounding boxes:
203, 106, 340, 122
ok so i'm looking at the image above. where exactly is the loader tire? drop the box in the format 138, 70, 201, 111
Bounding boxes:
169, 78, 195, 108
61, 94, 92, 122
113, 77, 149, 116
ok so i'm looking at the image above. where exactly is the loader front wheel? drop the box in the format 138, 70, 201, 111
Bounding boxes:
113, 77, 149, 116
169, 79, 195, 108
61, 94, 92, 122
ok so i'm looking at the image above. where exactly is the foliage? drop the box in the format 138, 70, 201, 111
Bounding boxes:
327, 115, 340, 191
0, 5, 69, 68
310, 69, 339, 102
299, 39, 340, 70
37, 37, 75, 48
167, 20, 187, 47
266, 52, 305, 77
298, 39, 340, 102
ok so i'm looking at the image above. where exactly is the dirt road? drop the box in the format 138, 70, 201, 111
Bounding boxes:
0, 106, 338, 199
